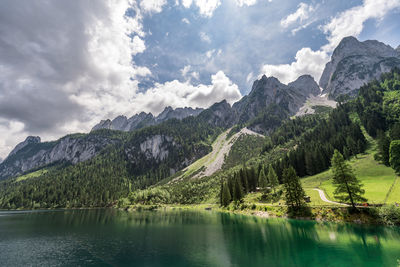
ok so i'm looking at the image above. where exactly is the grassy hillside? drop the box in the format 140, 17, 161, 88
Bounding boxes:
301, 135, 399, 205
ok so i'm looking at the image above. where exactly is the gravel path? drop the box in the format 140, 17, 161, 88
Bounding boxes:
313, 188, 349, 206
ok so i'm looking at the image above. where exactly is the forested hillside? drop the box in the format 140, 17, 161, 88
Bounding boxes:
1, 67, 399, 210
0, 117, 221, 209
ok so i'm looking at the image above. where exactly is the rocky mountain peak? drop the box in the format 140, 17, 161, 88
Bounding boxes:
396, 45, 400, 53
288, 75, 320, 96
6, 136, 41, 159
319, 36, 400, 98
92, 106, 204, 132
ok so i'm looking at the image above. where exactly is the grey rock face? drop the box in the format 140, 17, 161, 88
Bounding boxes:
92, 119, 112, 131
139, 135, 174, 161
156, 106, 203, 122
396, 45, 400, 54
6, 136, 41, 159
91, 106, 204, 132
233, 74, 320, 123
198, 100, 238, 128
320, 36, 400, 98
0, 134, 121, 180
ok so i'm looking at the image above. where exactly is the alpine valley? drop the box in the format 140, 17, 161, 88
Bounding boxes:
1, 36, 400, 226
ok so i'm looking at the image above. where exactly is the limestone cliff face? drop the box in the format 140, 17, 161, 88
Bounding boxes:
233, 74, 320, 124
320, 36, 400, 98
0, 134, 121, 180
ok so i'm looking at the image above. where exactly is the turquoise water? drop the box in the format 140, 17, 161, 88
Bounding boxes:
0, 209, 399, 266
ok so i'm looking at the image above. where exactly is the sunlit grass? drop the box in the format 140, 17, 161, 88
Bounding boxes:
15, 169, 48, 182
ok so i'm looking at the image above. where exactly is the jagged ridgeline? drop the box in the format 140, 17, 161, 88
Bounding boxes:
0, 36, 399, 209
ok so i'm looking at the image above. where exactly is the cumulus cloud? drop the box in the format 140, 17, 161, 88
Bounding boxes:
0, 0, 144, 157
133, 71, 242, 115
261, 48, 328, 84
263, 0, 400, 85
235, 0, 258, 7
280, 2, 314, 28
321, 0, 400, 52
181, 0, 193, 8
139, 0, 167, 14
181, 0, 221, 17
0, 0, 145, 135
0, 1, 245, 158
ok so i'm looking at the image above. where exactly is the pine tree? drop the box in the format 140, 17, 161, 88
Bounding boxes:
232, 174, 243, 202
258, 166, 268, 188
282, 166, 305, 209
240, 169, 249, 193
343, 147, 350, 160
390, 140, 400, 174
267, 165, 279, 193
377, 131, 391, 166
331, 150, 366, 208
346, 137, 358, 158
221, 182, 232, 207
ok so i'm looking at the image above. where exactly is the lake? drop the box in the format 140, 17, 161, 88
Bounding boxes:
0, 209, 399, 266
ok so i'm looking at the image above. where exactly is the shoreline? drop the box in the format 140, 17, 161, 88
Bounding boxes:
119, 203, 393, 226
1, 203, 398, 226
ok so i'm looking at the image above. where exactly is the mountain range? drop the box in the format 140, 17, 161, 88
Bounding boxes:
1, 36, 399, 181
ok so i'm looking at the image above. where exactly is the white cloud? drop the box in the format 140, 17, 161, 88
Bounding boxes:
321, 0, 400, 52
200, 32, 212, 43
261, 48, 329, 84
181, 0, 193, 8
181, 0, 221, 17
191, 72, 200, 80
181, 65, 192, 77
0, 0, 150, 157
180, 65, 201, 81
0, 119, 25, 160
281, 2, 314, 28
132, 71, 242, 115
182, 18, 190, 24
235, 0, 258, 7
206, 49, 215, 58
263, 0, 400, 86
140, 0, 167, 14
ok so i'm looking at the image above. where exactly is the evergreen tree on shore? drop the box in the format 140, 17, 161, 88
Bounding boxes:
268, 165, 279, 193
258, 166, 268, 188
390, 140, 400, 174
283, 166, 305, 209
221, 182, 232, 207
331, 150, 366, 208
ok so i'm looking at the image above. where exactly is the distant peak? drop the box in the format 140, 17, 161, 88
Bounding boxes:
25, 136, 41, 143
340, 36, 358, 43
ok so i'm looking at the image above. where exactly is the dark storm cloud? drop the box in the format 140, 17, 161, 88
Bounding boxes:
0, 1, 110, 132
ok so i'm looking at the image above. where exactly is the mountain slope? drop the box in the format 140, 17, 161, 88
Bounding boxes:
233, 75, 320, 122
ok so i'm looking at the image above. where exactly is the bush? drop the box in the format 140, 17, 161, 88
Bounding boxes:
128, 188, 171, 205
375, 205, 400, 225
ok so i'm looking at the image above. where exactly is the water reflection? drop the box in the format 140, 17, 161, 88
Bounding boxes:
0, 209, 399, 267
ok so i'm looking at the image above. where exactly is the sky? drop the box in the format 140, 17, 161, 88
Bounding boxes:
0, 0, 400, 159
